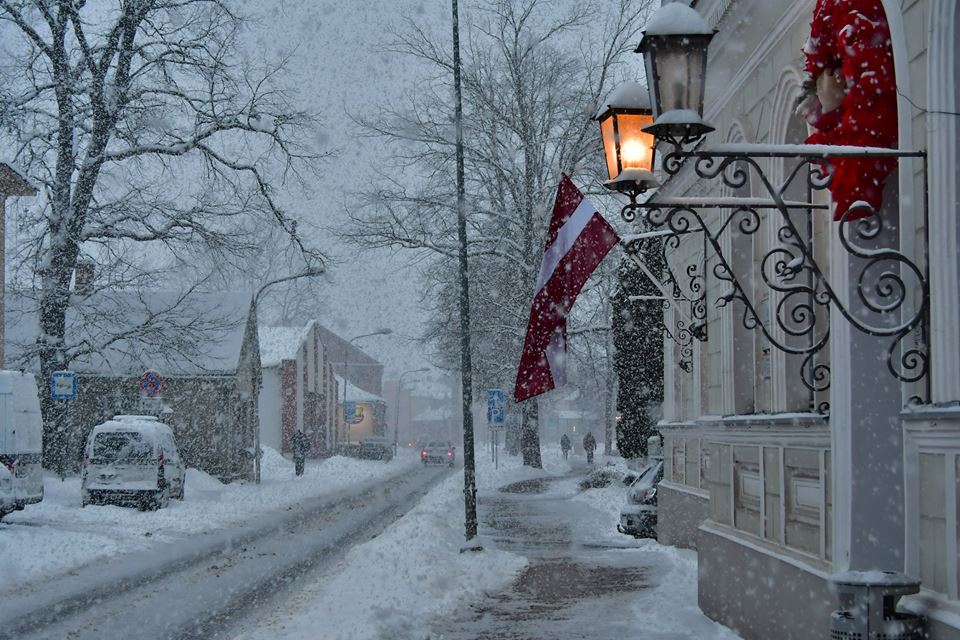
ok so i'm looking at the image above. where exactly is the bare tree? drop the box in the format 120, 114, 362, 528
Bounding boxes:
344, 0, 650, 467
0, 0, 327, 471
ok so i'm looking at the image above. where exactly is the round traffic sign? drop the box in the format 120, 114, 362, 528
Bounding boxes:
139, 370, 165, 397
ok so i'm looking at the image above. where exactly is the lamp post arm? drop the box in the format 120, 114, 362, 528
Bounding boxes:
254, 266, 325, 306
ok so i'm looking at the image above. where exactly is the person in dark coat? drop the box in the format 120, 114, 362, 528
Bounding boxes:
292, 430, 310, 476
560, 433, 571, 460
583, 432, 597, 465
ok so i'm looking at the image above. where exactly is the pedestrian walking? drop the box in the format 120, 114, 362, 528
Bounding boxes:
292, 429, 310, 477
583, 431, 597, 465
560, 433, 571, 460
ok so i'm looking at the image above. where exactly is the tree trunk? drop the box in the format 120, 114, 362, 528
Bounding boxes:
520, 400, 541, 468
38, 227, 80, 475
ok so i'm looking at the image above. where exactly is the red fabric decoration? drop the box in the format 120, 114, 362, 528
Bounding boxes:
802, 0, 898, 221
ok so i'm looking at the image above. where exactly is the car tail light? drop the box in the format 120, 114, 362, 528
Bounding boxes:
447, 451, 453, 457
5, 459, 14, 473
421, 450, 428, 457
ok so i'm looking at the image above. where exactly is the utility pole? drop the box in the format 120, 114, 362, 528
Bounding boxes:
394, 367, 428, 456
451, 0, 478, 543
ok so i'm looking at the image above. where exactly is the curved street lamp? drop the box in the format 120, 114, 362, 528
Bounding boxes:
343, 328, 392, 444
251, 265, 324, 483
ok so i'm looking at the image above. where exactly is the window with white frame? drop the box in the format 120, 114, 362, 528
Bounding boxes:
665, 436, 707, 492
734, 446, 762, 537
706, 442, 732, 526
706, 442, 831, 562
672, 437, 686, 485
904, 437, 960, 601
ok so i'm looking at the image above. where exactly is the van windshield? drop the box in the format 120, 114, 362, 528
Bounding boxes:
92, 432, 154, 463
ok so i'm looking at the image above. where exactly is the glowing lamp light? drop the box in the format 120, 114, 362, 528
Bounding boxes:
635, 2, 716, 142
594, 81, 659, 195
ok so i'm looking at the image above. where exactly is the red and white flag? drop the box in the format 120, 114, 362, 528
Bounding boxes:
514, 175, 620, 402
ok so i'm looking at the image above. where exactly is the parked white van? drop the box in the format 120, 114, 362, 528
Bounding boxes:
0, 371, 44, 519
81, 416, 185, 510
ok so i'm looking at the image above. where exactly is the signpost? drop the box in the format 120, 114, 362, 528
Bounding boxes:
139, 370, 165, 398
487, 389, 505, 469
50, 371, 77, 400
486, 388, 505, 424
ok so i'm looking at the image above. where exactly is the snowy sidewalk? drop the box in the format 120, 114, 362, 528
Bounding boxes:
0, 447, 419, 594
429, 458, 741, 639
240, 447, 740, 640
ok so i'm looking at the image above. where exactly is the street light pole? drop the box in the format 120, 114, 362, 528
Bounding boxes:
394, 367, 428, 457
343, 329, 392, 444
451, 0, 479, 544
251, 267, 324, 483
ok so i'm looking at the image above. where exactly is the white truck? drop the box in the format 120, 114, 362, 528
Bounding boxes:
0, 371, 44, 519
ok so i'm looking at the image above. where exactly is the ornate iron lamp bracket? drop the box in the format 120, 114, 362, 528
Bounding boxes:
623, 226, 708, 373
629, 144, 929, 411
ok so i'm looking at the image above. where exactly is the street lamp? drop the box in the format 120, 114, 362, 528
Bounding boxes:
635, 1, 716, 145
343, 328, 392, 444
394, 367, 428, 457
594, 82, 659, 201
251, 266, 324, 483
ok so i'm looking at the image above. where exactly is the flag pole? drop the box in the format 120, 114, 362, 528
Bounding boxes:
452, 0, 479, 545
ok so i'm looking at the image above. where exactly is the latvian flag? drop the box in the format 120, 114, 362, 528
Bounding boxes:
514, 175, 620, 402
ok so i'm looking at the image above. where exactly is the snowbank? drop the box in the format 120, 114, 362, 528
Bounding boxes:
0, 448, 419, 592
572, 470, 741, 639
474, 441, 574, 491
244, 470, 528, 640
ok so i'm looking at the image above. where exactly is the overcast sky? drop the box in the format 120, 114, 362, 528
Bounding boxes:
243, 0, 444, 378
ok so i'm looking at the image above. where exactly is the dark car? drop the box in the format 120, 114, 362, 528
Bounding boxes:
358, 437, 394, 462
617, 459, 664, 538
421, 441, 455, 467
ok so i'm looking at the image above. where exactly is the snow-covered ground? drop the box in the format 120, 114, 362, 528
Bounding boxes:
0, 448, 418, 592
241, 449, 536, 640
243, 446, 740, 639
567, 461, 741, 639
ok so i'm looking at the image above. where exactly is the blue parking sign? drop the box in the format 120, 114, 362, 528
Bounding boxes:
50, 371, 77, 400
487, 389, 505, 424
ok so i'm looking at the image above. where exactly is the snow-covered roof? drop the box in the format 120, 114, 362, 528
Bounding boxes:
258, 323, 314, 368
5, 290, 253, 376
595, 82, 651, 118
335, 375, 384, 403
641, 2, 713, 36
556, 410, 585, 420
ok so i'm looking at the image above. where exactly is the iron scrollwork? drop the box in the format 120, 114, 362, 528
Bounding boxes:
623, 216, 709, 374
631, 144, 929, 412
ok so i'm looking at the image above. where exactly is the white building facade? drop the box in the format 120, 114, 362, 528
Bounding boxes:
648, 1, 960, 638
